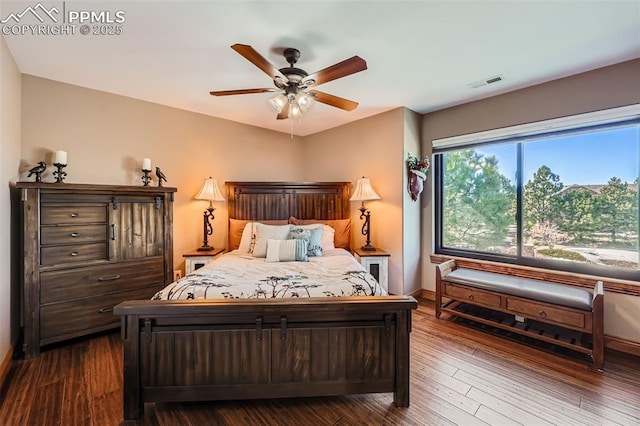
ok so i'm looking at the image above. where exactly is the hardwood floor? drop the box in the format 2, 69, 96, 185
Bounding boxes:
1, 298, 639, 425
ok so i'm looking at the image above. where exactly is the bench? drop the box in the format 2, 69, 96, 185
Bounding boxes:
435, 259, 604, 371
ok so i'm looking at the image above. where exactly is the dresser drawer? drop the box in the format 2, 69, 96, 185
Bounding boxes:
40, 284, 163, 342
41, 205, 107, 225
445, 283, 502, 308
41, 224, 107, 245
506, 298, 586, 329
40, 258, 165, 304
41, 243, 108, 266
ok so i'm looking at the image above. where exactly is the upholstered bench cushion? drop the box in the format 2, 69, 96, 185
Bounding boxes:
444, 268, 593, 311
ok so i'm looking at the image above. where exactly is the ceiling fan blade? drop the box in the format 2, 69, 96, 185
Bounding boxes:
231, 44, 285, 80
277, 107, 289, 120
304, 56, 367, 87
210, 88, 277, 96
309, 90, 359, 111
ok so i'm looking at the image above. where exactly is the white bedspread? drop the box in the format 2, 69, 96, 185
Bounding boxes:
152, 249, 388, 300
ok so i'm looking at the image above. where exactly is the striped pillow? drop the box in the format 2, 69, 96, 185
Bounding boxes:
265, 239, 309, 262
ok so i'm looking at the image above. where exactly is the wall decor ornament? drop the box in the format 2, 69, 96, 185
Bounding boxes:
155, 167, 168, 187
53, 150, 68, 183
406, 153, 430, 201
141, 158, 152, 186
27, 161, 47, 182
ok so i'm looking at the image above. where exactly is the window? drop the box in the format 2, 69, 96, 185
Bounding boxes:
434, 107, 640, 281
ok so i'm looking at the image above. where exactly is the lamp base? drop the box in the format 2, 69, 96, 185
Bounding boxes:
197, 246, 215, 252
360, 244, 376, 252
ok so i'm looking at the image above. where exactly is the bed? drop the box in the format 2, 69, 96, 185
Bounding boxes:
114, 182, 418, 420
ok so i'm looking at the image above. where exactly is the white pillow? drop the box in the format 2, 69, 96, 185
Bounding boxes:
251, 224, 292, 258
266, 239, 308, 262
238, 222, 258, 253
298, 224, 335, 251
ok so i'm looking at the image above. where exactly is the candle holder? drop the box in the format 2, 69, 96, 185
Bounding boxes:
141, 169, 152, 186
53, 163, 67, 183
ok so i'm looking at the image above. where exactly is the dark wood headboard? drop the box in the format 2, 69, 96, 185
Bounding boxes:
225, 182, 351, 220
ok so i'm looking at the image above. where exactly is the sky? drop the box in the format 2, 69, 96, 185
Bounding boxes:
476, 126, 640, 186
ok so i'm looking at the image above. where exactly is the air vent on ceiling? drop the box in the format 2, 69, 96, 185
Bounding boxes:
469, 74, 504, 89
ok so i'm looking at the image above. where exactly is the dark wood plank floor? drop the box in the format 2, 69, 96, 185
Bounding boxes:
1, 299, 639, 425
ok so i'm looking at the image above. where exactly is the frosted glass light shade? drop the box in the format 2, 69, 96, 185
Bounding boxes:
350, 177, 381, 201
195, 177, 225, 202
295, 92, 314, 111
290, 103, 302, 118
268, 94, 287, 113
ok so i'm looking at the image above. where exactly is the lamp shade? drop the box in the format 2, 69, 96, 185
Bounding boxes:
350, 177, 381, 201
194, 177, 225, 202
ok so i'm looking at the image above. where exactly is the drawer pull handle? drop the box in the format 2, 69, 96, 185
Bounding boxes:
539, 311, 547, 318
70, 251, 79, 256
111, 224, 116, 241
70, 232, 79, 237
98, 307, 114, 314
70, 213, 79, 218
98, 275, 121, 282
468, 295, 475, 301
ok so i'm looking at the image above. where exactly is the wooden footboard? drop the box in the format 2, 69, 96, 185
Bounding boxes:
114, 296, 417, 420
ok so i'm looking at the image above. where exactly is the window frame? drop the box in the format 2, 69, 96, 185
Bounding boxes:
433, 107, 640, 282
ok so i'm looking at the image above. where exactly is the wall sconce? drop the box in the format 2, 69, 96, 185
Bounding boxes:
350, 176, 381, 251
194, 177, 225, 251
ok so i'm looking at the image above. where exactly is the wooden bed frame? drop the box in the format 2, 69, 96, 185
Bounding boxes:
114, 182, 418, 420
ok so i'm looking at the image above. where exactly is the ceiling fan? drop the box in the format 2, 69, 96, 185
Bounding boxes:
210, 44, 367, 120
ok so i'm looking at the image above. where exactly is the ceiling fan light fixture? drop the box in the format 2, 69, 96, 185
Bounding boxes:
268, 94, 287, 113
289, 102, 302, 119
295, 92, 314, 112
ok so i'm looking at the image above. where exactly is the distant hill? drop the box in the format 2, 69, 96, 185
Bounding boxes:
556, 183, 638, 197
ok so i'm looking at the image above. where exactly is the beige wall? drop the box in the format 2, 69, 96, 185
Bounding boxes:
421, 58, 640, 342
402, 109, 422, 294
20, 75, 305, 270
302, 108, 407, 294
0, 36, 22, 375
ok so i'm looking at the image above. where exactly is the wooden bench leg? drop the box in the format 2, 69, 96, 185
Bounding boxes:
592, 281, 605, 371
435, 270, 442, 319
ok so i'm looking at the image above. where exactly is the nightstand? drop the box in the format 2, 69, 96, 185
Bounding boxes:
183, 247, 225, 275
352, 248, 390, 291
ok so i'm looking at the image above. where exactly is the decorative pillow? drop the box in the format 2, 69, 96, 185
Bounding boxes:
294, 223, 334, 252
288, 226, 324, 257
233, 219, 288, 252
266, 238, 308, 262
251, 224, 292, 258
288, 217, 350, 249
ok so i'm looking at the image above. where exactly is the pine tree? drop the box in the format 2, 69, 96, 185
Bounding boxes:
597, 177, 637, 244
558, 187, 599, 243
442, 149, 515, 251
523, 165, 564, 233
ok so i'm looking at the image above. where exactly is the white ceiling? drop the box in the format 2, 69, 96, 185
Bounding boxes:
3, 1, 640, 136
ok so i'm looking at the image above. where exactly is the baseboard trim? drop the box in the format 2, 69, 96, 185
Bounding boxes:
604, 335, 640, 357
0, 344, 14, 404
422, 289, 640, 357
421, 289, 435, 301
408, 288, 423, 299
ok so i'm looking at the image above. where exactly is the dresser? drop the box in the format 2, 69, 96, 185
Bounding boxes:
16, 182, 176, 358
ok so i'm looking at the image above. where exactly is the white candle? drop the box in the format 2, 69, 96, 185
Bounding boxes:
142, 158, 151, 171
55, 150, 67, 165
